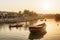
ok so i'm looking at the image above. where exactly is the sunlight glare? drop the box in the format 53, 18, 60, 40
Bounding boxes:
46, 22, 54, 32
42, 2, 51, 11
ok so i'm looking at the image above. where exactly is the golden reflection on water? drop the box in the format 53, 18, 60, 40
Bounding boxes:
45, 19, 60, 35
37, 19, 60, 34
46, 19, 57, 32
46, 22, 54, 32
0, 19, 60, 40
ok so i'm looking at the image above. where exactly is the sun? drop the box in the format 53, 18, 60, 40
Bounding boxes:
43, 4, 50, 10
42, 2, 51, 11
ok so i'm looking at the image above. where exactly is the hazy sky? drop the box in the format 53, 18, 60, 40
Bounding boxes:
0, 0, 60, 14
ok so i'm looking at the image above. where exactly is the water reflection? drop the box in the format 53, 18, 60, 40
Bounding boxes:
0, 19, 60, 40
28, 30, 47, 40
9, 26, 22, 30
0, 24, 4, 30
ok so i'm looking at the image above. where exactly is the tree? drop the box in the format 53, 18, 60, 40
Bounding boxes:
23, 10, 30, 17
7, 12, 17, 18
23, 10, 38, 18
55, 14, 60, 21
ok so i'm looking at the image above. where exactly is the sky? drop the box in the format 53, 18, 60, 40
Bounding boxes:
0, 0, 60, 14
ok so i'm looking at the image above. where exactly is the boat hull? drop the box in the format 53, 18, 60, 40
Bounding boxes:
9, 24, 23, 28
29, 27, 46, 33
9, 25, 22, 27
29, 23, 46, 33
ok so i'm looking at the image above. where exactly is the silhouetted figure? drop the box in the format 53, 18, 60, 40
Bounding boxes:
28, 30, 47, 40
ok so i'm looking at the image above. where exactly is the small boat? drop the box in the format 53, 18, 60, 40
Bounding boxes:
9, 24, 23, 27
29, 23, 46, 33
9, 24, 23, 30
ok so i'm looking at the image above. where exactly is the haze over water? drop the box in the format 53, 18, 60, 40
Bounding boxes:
0, 19, 60, 40
0, 0, 60, 14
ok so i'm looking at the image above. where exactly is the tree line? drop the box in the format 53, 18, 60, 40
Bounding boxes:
55, 14, 60, 21
0, 10, 38, 19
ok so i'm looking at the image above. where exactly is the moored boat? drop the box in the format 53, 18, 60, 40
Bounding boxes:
29, 23, 46, 33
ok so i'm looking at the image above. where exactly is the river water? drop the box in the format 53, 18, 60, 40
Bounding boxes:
0, 19, 60, 40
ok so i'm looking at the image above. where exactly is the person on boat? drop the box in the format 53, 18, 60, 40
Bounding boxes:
16, 21, 19, 26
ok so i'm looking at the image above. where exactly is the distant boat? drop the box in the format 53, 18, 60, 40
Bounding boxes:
9, 24, 23, 27
29, 23, 46, 33
9, 23, 23, 30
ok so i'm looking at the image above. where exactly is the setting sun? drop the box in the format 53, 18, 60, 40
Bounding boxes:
39, 1, 54, 13
42, 3, 51, 10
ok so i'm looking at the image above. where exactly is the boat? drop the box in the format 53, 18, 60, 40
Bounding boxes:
9, 24, 23, 27
9, 24, 23, 30
29, 23, 46, 33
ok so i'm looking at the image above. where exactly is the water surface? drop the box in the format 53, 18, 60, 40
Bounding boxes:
0, 19, 60, 40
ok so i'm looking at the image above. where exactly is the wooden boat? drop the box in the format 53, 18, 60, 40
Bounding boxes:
9, 24, 23, 30
9, 24, 23, 27
29, 23, 46, 33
